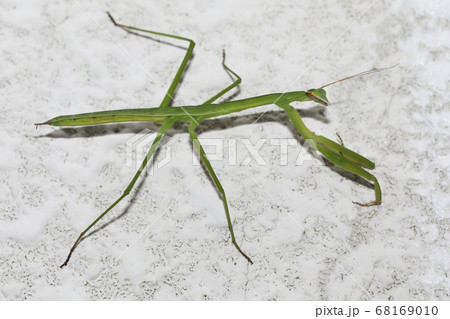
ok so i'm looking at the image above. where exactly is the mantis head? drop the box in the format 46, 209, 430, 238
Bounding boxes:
306, 88, 329, 106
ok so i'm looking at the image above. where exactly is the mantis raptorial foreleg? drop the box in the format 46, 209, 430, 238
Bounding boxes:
276, 102, 381, 206
188, 121, 253, 264
314, 144, 381, 206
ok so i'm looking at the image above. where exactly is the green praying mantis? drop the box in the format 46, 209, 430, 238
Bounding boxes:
36, 13, 389, 268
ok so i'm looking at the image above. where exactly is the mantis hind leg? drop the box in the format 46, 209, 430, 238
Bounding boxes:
107, 12, 195, 108
108, 13, 241, 107
188, 121, 253, 264
60, 119, 176, 268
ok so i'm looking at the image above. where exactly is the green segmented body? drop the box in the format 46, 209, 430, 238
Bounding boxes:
42, 92, 311, 126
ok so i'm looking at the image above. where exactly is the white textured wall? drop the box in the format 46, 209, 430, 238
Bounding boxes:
1, 0, 448, 300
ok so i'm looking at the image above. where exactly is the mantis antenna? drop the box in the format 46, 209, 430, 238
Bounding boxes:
320, 65, 398, 89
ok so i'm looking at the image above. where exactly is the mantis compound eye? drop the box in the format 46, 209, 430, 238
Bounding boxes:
307, 88, 329, 106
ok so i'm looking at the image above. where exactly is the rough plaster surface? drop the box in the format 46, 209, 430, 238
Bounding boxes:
1, 0, 449, 300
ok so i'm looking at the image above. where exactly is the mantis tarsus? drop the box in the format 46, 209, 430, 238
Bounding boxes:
37, 12, 388, 268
